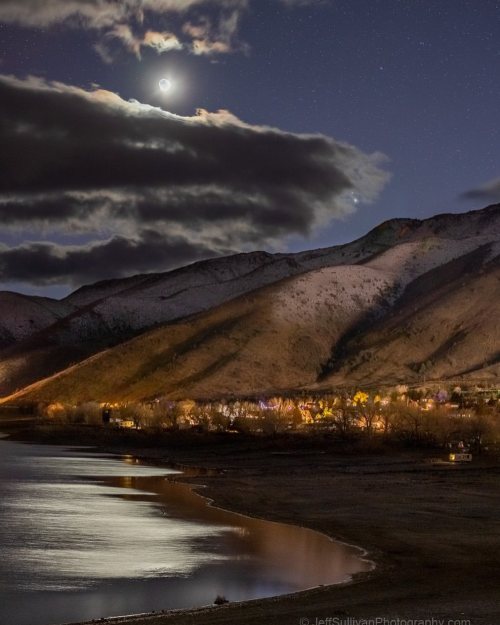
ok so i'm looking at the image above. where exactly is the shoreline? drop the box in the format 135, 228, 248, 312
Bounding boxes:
72, 475, 376, 625
4, 421, 500, 625
1, 425, 376, 624
161, 471, 377, 587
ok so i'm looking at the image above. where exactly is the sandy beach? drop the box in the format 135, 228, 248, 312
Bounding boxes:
5, 422, 500, 625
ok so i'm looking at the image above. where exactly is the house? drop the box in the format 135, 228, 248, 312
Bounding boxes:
449, 452, 472, 463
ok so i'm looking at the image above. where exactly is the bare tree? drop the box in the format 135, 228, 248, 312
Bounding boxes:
357, 397, 381, 436
332, 397, 357, 437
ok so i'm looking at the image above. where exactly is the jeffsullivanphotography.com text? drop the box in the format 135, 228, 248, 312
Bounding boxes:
299, 618, 471, 625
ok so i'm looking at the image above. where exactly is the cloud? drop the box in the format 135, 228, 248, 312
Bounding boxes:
103, 25, 182, 60
0, 231, 224, 286
0, 0, 235, 28
0, 0, 248, 57
0, 0, 328, 59
461, 177, 500, 203
0, 74, 389, 286
183, 10, 245, 56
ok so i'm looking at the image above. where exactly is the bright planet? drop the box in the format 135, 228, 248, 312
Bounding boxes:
159, 78, 172, 92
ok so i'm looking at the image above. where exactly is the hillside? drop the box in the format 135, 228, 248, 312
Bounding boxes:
0, 215, 421, 396
0, 292, 76, 349
5, 265, 394, 402
318, 247, 500, 387
8, 203, 497, 355
1, 204, 499, 402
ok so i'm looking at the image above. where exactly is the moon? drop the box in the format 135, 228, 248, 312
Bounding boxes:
159, 78, 172, 93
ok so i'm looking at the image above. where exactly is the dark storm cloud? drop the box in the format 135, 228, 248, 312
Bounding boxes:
0, 75, 388, 221
461, 178, 500, 203
0, 74, 389, 285
0, 230, 223, 286
0, 195, 90, 223
0, 80, 350, 198
0, 189, 314, 241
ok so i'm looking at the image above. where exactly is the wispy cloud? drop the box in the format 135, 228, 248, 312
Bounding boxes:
101, 24, 182, 60
461, 177, 500, 203
0, 231, 224, 286
2, 0, 304, 59
0, 0, 330, 59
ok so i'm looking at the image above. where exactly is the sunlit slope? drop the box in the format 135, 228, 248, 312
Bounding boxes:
320, 249, 500, 387
0, 216, 420, 396
0, 246, 376, 397
59, 202, 500, 342
6, 266, 393, 402
1, 204, 499, 399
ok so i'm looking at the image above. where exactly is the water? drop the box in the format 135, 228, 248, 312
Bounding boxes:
0, 437, 371, 625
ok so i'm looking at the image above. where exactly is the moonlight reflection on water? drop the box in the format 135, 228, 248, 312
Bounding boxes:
0, 439, 371, 625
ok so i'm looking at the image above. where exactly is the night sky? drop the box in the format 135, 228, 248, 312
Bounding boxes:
1, 0, 499, 297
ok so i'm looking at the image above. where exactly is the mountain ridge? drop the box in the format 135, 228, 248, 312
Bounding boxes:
1, 204, 499, 402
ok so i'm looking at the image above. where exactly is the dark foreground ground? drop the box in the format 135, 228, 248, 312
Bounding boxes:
4, 419, 500, 625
